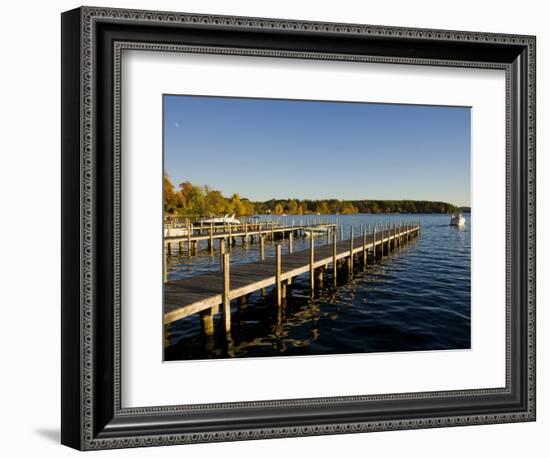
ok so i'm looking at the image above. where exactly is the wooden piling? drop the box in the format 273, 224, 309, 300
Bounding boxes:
199, 308, 215, 336
164, 247, 168, 283
289, 231, 294, 254
220, 238, 226, 270
209, 223, 214, 253
333, 230, 337, 286
372, 224, 376, 260
222, 252, 231, 333
310, 231, 315, 293
340, 225, 344, 241
348, 226, 354, 271
260, 235, 265, 260
316, 267, 324, 288
380, 224, 384, 257
276, 244, 282, 306
362, 228, 367, 266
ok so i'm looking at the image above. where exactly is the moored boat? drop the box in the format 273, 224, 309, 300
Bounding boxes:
303, 226, 330, 237
201, 213, 241, 225
450, 213, 466, 227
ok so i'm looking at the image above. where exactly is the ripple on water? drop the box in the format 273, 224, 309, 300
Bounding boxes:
165, 214, 471, 360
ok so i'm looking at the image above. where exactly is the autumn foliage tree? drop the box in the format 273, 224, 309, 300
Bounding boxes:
164, 175, 459, 217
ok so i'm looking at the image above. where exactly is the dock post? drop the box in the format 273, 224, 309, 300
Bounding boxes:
187, 225, 191, 255
220, 238, 226, 270
398, 222, 401, 245
276, 244, 282, 306
164, 247, 168, 283
309, 231, 315, 294
333, 230, 337, 286
372, 224, 377, 259
260, 235, 265, 260
199, 308, 215, 337
348, 226, 354, 272
340, 225, 344, 241
393, 222, 397, 250
316, 267, 324, 288
363, 228, 367, 266
380, 224, 384, 257
228, 224, 232, 248
289, 231, 294, 254
245, 222, 248, 244
271, 222, 275, 242
326, 227, 330, 244
222, 253, 231, 334
209, 224, 214, 254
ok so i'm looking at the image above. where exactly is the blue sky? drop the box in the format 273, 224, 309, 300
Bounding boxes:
164, 95, 471, 207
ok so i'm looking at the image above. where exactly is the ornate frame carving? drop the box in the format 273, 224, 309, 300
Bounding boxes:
61, 6, 536, 450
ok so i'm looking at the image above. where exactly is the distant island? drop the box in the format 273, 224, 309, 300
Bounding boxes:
164, 176, 461, 217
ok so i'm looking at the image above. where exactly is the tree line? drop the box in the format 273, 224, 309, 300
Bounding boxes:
164, 175, 460, 217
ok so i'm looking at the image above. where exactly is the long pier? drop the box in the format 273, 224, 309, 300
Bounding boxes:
164, 218, 337, 256
164, 221, 420, 336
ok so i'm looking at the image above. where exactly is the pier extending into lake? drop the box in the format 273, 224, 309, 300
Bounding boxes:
164, 217, 337, 256
164, 221, 420, 336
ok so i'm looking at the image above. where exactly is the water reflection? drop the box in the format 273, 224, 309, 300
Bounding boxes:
165, 214, 470, 361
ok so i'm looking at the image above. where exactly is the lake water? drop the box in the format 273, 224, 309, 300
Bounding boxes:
164, 213, 470, 361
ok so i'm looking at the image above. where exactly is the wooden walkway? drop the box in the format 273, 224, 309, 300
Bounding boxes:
164, 222, 420, 335
164, 219, 336, 255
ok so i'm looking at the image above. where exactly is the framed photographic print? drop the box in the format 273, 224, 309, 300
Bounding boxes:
61, 6, 536, 450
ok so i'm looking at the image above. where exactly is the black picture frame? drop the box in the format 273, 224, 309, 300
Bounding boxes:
61, 6, 536, 450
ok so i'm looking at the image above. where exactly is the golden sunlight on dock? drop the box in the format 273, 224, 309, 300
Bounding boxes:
164, 220, 420, 337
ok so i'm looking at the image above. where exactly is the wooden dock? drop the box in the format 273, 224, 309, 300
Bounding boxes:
164, 218, 337, 255
164, 221, 420, 336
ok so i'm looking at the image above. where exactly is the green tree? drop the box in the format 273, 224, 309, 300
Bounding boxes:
187, 185, 206, 215
287, 200, 299, 215
229, 193, 248, 216
315, 201, 329, 214
274, 203, 285, 215
204, 188, 228, 215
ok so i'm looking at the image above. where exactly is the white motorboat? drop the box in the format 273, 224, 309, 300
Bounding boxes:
304, 226, 330, 237
450, 213, 466, 227
201, 213, 241, 225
